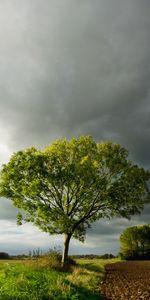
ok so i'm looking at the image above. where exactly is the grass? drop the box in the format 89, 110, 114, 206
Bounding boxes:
70, 258, 120, 293
0, 257, 120, 299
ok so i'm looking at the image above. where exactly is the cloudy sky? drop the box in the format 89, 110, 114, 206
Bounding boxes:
0, 0, 150, 255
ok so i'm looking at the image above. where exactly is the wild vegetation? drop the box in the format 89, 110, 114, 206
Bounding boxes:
0, 255, 119, 300
0, 136, 149, 267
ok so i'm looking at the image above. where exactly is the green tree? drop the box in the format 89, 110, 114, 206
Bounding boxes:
0, 136, 149, 267
120, 224, 150, 259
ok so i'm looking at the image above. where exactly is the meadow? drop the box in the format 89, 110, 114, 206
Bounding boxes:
0, 256, 119, 300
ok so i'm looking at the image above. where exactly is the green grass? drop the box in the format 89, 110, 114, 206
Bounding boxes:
0, 258, 120, 300
71, 258, 120, 294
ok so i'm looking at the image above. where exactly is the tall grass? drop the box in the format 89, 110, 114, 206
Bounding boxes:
0, 255, 120, 299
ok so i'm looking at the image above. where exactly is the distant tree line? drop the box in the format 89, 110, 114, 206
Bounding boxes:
120, 224, 150, 260
72, 254, 116, 259
0, 250, 116, 260
0, 252, 10, 259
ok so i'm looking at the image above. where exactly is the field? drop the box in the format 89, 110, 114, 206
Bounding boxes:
100, 261, 150, 300
0, 258, 149, 299
0, 257, 119, 300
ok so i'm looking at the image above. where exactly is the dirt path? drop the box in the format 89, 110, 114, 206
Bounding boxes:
100, 261, 150, 300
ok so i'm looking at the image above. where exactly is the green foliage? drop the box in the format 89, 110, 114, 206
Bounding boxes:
0, 135, 149, 264
120, 224, 150, 259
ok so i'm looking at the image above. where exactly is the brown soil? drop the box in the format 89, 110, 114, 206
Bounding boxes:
100, 261, 150, 300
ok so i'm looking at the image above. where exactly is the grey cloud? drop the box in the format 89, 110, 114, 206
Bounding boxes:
0, 198, 17, 221
0, 0, 150, 254
87, 205, 150, 239
0, 0, 149, 152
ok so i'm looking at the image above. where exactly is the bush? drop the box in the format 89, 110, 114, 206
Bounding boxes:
32, 251, 76, 270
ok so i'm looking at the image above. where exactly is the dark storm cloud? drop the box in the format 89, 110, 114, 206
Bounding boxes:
0, 0, 150, 253
0, 0, 149, 154
87, 209, 150, 239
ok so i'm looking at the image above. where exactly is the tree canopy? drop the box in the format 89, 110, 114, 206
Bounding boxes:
0, 136, 149, 267
120, 224, 150, 259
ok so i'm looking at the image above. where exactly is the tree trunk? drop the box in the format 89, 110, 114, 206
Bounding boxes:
61, 233, 71, 269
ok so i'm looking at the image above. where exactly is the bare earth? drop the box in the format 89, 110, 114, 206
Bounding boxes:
100, 261, 150, 300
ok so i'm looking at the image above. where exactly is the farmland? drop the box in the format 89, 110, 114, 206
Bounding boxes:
101, 261, 150, 300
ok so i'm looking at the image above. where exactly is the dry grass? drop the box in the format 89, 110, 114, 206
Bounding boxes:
67, 258, 120, 293
67, 266, 95, 287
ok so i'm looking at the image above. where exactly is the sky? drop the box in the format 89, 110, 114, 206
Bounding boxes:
0, 0, 150, 256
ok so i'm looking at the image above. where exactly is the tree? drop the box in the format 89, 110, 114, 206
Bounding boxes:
0, 136, 149, 268
120, 224, 150, 259
0, 252, 10, 259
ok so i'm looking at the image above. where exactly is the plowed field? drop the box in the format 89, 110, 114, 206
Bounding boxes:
100, 261, 150, 300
